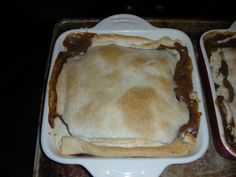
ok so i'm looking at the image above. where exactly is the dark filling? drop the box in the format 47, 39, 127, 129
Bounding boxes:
48, 32, 95, 128
204, 32, 236, 57
204, 31, 236, 149
63, 32, 95, 54
49, 32, 201, 139
158, 43, 201, 137
223, 79, 234, 103
219, 59, 228, 77
216, 96, 236, 149
48, 52, 72, 128
215, 61, 234, 103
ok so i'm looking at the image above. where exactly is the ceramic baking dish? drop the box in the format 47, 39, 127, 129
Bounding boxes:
41, 14, 209, 177
200, 21, 236, 160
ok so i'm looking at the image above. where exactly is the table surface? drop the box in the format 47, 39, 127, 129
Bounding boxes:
33, 18, 236, 177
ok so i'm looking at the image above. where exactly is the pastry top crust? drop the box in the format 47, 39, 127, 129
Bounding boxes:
50, 33, 198, 157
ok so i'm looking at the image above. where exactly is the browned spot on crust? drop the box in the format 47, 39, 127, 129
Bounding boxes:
130, 55, 148, 68
98, 44, 126, 65
117, 87, 163, 138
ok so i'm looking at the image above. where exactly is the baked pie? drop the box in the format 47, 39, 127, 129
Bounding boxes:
204, 31, 236, 152
48, 32, 201, 157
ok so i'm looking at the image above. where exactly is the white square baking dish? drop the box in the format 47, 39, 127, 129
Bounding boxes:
200, 21, 236, 160
41, 14, 209, 177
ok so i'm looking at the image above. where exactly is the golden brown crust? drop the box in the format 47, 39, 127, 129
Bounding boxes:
91, 34, 182, 50
60, 134, 196, 157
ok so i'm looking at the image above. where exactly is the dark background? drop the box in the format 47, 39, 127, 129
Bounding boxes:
1, 1, 234, 177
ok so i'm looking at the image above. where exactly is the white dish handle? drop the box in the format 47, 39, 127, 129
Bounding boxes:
229, 20, 236, 30
93, 14, 157, 31
84, 160, 169, 177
